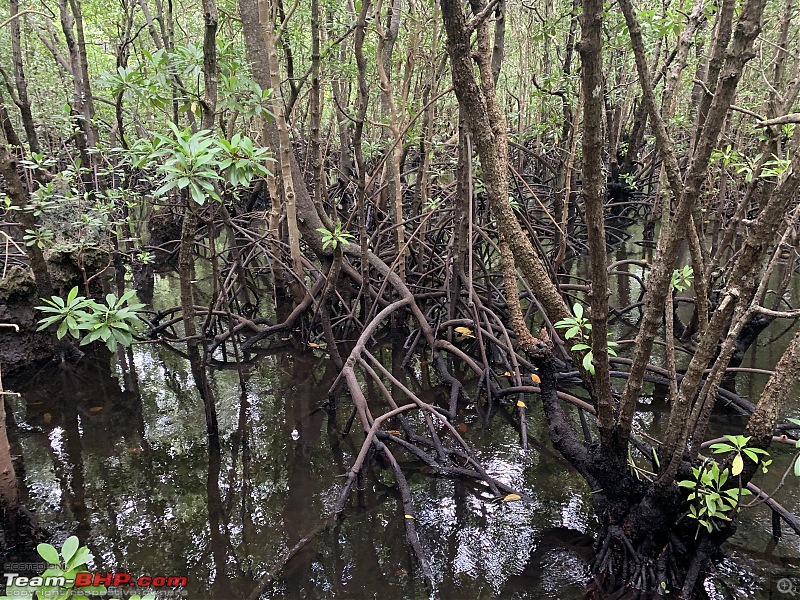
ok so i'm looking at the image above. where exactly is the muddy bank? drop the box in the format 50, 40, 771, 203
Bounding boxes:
0, 267, 52, 375
0, 246, 110, 376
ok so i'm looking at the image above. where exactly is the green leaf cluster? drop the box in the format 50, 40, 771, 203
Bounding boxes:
554, 303, 618, 375
678, 435, 769, 534
709, 434, 769, 475
149, 125, 223, 204
216, 133, 273, 189
36, 287, 145, 352
0, 536, 106, 600
670, 265, 693, 292
678, 460, 751, 533
131, 124, 272, 205
317, 222, 355, 251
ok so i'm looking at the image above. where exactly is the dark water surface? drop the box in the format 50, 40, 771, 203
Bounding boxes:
5, 247, 800, 599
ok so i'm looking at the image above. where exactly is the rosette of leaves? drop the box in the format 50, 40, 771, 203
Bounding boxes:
36, 287, 145, 352
317, 222, 354, 251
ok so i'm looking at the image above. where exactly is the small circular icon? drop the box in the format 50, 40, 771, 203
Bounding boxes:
777, 578, 795, 595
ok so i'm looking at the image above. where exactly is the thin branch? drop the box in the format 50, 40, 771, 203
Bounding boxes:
756, 113, 800, 127
0, 9, 50, 29
466, 0, 501, 34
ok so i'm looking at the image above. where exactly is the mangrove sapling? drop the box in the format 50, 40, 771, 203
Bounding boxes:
36, 286, 145, 352
677, 434, 771, 537
553, 302, 619, 375
678, 460, 751, 536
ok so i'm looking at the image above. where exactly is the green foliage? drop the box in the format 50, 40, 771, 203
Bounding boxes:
217, 43, 274, 120
317, 222, 354, 251
761, 156, 791, 180
0, 536, 107, 600
136, 251, 155, 265
147, 125, 223, 204
709, 434, 770, 475
711, 150, 791, 184
670, 265, 694, 292
23, 227, 54, 249
216, 133, 273, 189
36, 287, 145, 352
710, 145, 740, 168
131, 124, 271, 205
638, 7, 685, 38
554, 302, 618, 375
733, 153, 761, 183
422, 197, 442, 212
11, 160, 120, 254
678, 460, 752, 533
679, 436, 769, 534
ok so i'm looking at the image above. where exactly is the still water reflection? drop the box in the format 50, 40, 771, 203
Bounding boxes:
8, 340, 596, 599
6, 257, 800, 598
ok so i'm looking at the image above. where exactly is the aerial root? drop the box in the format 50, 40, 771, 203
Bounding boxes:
591, 526, 666, 599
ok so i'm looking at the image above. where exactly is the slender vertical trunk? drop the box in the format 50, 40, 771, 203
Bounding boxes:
58, 0, 97, 178
615, 0, 767, 447
201, 0, 218, 131
259, 0, 304, 291
441, 0, 571, 341
490, 0, 505, 83
0, 96, 23, 150
375, 0, 406, 282
553, 0, 579, 263
9, 0, 39, 153
178, 201, 218, 434
578, 0, 614, 440
310, 0, 324, 211
353, 0, 372, 320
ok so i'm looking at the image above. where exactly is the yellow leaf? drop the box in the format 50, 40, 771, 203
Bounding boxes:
516, 400, 526, 408
503, 371, 512, 377
732, 453, 744, 476
454, 326, 474, 338
404, 514, 414, 519
530, 373, 541, 383
308, 342, 320, 348
387, 430, 402, 436
190, 102, 197, 113
502, 493, 521, 502
89, 406, 104, 413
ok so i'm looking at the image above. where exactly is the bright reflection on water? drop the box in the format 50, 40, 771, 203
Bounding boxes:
5, 238, 800, 599
7, 337, 595, 599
